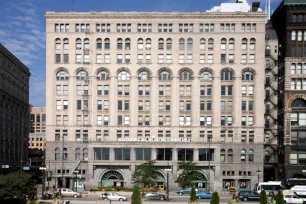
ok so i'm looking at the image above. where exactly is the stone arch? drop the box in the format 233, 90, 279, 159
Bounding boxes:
54, 67, 70, 76
157, 67, 173, 76
287, 94, 306, 108
137, 67, 152, 77
96, 67, 111, 76
116, 67, 131, 75
241, 67, 256, 76
75, 67, 88, 75
199, 67, 214, 77
178, 67, 194, 77
220, 67, 235, 78
99, 169, 127, 187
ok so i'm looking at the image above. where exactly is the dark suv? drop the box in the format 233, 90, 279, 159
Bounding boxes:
238, 191, 260, 201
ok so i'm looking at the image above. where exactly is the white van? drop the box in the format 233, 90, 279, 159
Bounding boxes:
283, 190, 306, 204
291, 186, 306, 196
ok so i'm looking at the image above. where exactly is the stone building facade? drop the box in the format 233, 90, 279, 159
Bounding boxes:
45, 0, 266, 191
29, 107, 46, 151
271, 0, 306, 187
0, 43, 31, 172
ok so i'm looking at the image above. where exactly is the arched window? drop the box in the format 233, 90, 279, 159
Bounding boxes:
138, 38, 143, 50
75, 148, 81, 160
76, 38, 82, 50
96, 38, 102, 49
179, 38, 185, 51
138, 71, 149, 80
221, 70, 233, 80
180, 71, 192, 80
242, 71, 254, 80
187, 38, 193, 51
166, 38, 172, 50
250, 38, 256, 50
208, 38, 214, 51
63, 147, 68, 160
241, 149, 246, 162
97, 71, 109, 80
221, 149, 225, 162
118, 71, 130, 80
200, 38, 206, 50
242, 38, 247, 50
117, 38, 123, 50
249, 149, 254, 162
56, 71, 69, 80
158, 38, 164, 50
55, 148, 60, 160
125, 38, 131, 50
221, 38, 227, 50
159, 71, 171, 80
83, 148, 88, 160
200, 71, 212, 80
63, 38, 69, 50
84, 38, 89, 50
104, 38, 110, 49
228, 149, 233, 163
76, 71, 88, 80
55, 38, 61, 50
292, 99, 306, 108
229, 38, 234, 50
146, 39, 151, 50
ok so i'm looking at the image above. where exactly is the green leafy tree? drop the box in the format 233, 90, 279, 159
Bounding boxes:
0, 172, 34, 198
132, 160, 158, 188
189, 185, 197, 203
210, 192, 220, 204
131, 186, 142, 204
275, 190, 284, 204
175, 161, 200, 188
260, 190, 268, 204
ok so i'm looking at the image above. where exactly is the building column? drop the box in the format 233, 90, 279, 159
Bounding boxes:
152, 148, 156, 160
173, 148, 177, 162
193, 148, 198, 162
109, 76, 117, 140
131, 148, 135, 162
150, 76, 159, 126
130, 76, 138, 126
233, 76, 242, 127
192, 76, 200, 127
171, 77, 179, 126
212, 77, 221, 126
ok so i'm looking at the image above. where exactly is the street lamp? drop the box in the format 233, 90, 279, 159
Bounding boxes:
164, 168, 172, 202
39, 167, 47, 198
73, 170, 79, 192
256, 168, 261, 183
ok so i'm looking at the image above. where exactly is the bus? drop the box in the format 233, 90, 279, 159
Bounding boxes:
254, 181, 283, 195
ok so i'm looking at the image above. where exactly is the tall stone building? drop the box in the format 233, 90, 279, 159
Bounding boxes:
45, 0, 266, 191
29, 107, 46, 150
271, 0, 306, 187
0, 43, 31, 172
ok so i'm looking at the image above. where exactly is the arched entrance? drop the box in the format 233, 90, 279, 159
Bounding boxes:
192, 173, 207, 191
153, 171, 166, 190
101, 171, 124, 187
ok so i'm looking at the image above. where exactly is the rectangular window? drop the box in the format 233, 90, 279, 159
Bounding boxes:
63, 54, 69, 63
179, 54, 185, 64
207, 54, 213, 64
55, 54, 61, 63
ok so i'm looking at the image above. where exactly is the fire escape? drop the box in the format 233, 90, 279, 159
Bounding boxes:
264, 48, 279, 167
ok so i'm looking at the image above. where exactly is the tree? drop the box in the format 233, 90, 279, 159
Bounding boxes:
131, 160, 158, 188
275, 190, 284, 204
0, 172, 34, 198
189, 185, 197, 203
210, 192, 220, 204
260, 190, 268, 204
175, 161, 200, 188
131, 186, 142, 204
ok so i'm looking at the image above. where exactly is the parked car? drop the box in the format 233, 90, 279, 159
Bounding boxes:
58, 188, 81, 198
145, 192, 167, 201
196, 192, 212, 199
238, 191, 260, 201
100, 192, 127, 201
176, 188, 198, 195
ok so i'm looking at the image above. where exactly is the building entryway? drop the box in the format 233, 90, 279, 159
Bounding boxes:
101, 171, 124, 187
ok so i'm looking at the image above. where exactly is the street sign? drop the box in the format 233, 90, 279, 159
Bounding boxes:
23, 166, 30, 171
1, 165, 9, 169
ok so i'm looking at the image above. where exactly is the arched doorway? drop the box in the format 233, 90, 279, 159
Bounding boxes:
153, 171, 166, 190
192, 173, 207, 191
101, 171, 124, 187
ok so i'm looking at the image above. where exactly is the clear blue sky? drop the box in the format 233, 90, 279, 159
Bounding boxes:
0, 0, 281, 107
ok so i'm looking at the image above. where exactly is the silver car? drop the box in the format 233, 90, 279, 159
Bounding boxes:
58, 188, 81, 198
100, 192, 127, 201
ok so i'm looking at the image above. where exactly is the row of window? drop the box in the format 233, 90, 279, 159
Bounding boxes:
55, 37, 256, 52
55, 113, 255, 127
291, 63, 306, 75
56, 69, 255, 81
54, 23, 257, 33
